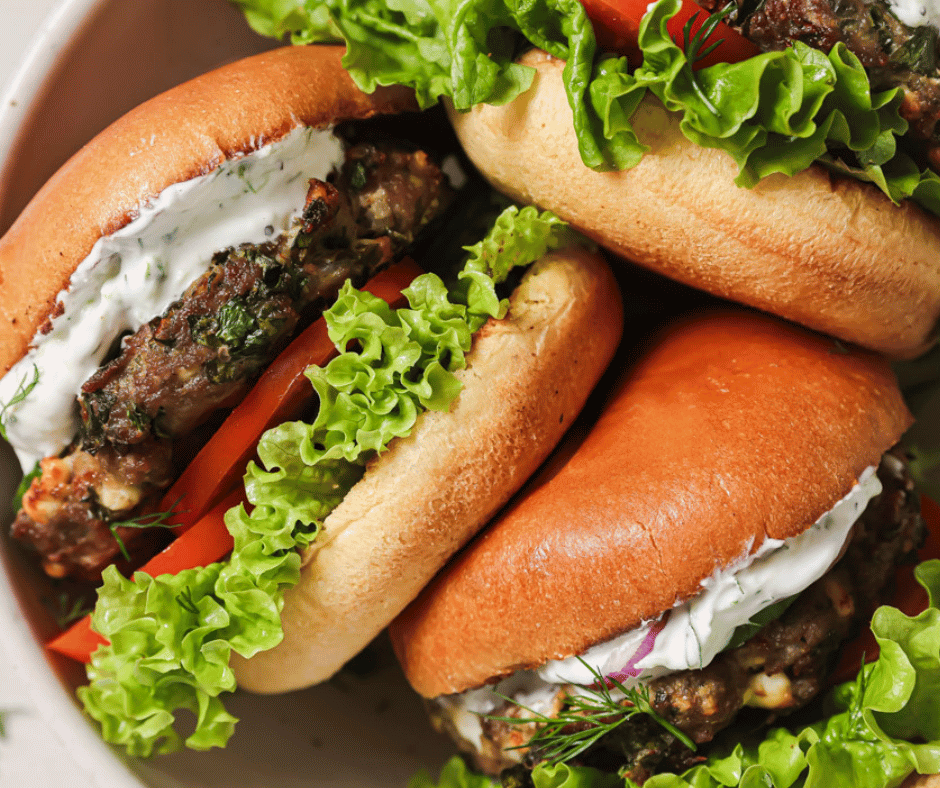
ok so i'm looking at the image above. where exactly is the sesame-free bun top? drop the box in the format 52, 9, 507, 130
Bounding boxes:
447, 48, 940, 359
0, 45, 417, 376
390, 310, 912, 699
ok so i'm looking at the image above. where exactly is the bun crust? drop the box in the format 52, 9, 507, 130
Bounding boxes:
448, 48, 940, 358
906, 775, 940, 787
231, 246, 623, 693
0, 45, 417, 375
391, 310, 912, 698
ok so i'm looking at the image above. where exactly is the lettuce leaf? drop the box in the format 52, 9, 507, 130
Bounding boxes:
637, 561, 940, 786
586, 0, 940, 213
228, 0, 340, 43
232, 0, 619, 169
413, 758, 623, 788
605, 0, 937, 210
412, 561, 940, 788
78, 205, 571, 756
231, 0, 940, 216
628, 560, 940, 787
410, 757, 496, 788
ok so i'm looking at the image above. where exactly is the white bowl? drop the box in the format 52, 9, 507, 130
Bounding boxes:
0, 2, 452, 786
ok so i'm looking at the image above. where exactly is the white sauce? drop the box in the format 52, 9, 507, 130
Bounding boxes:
444, 467, 882, 749
0, 126, 345, 470
888, 0, 940, 29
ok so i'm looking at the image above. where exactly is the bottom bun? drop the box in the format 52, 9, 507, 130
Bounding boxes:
231, 246, 623, 693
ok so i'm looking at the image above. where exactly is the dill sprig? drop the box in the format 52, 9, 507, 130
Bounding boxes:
108, 497, 185, 561
681, 3, 735, 66
0, 365, 40, 441
54, 593, 94, 629
176, 587, 199, 615
488, 658, 696, 765
679, 4, 736, 113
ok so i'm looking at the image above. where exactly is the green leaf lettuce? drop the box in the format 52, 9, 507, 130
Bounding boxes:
78, 206, 571, 756
231, 0, 940, 216
412, 561, 940, 788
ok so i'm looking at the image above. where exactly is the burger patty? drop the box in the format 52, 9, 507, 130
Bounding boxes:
11, 141, 451, 581
702, 0, 940, 157
436, 450, 924, 784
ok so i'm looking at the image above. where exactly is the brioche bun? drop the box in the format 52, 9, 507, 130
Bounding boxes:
447, 48, 940, 359
901, 774, 940, 788
390, 309, 911, 699
232, 245, 623, 692
907, 775, 940, 787
0, 44, 417, 376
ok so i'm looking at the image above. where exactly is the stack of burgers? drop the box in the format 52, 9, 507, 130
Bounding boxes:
1, 0, 939, 785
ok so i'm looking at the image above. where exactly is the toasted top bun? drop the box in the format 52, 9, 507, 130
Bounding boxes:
448, 48, 940, 359
231, 245, 623, 693
0, 45, 416, 376
391, 310, 912, 698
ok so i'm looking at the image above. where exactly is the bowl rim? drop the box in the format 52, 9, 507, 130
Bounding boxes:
0, 0, 146, 784
0, 0, 101, 214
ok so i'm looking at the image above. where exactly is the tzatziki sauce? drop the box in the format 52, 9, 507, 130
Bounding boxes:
888, 0, 940, 29
444, 466, 882, 747
0, 125, 344, 470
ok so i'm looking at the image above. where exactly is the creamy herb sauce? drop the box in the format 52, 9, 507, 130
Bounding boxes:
446, 467, 882, 747
889, 0, 940, 29
0, 126, 344, 470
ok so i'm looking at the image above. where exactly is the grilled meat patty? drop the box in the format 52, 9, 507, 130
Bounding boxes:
12, 141, 451, 580
430, 450, 924, 784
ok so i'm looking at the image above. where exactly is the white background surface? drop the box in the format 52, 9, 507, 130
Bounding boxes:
0, 2, 105, 784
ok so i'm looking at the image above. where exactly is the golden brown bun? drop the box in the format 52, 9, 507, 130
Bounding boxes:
448, 48, 940, 359
391, 310, 912, 698
0, 45, 416, 375
905, 774, 940, 787
231, 245, 623, 693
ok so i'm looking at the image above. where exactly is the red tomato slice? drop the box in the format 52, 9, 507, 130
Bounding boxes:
580, 0, 759, 68
830, 494, 940, 685
48, 617, 102, 665
47, 259, 424, 664
159, 258, 423, 535
48, 489, 243, 663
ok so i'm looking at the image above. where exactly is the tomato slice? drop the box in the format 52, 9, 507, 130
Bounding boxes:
47, 259, 424, 664
580, 0, 759, 68
159, 258, 424, 535
48, 489, 243, 663
48, 617, 102, 665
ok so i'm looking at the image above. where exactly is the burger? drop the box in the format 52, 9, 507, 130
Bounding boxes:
234, 0, 940, 357
390, 309, 940, 787
0, 45, 624, 755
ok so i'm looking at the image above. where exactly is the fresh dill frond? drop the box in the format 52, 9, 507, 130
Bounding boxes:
108, 497, 185, 561
679, 4, 737, 114
0, 365, 40, 441
487, 658, 695, 765
176, 587, 199, 615
681, 4, 734, 66
54, 593, 94, 629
